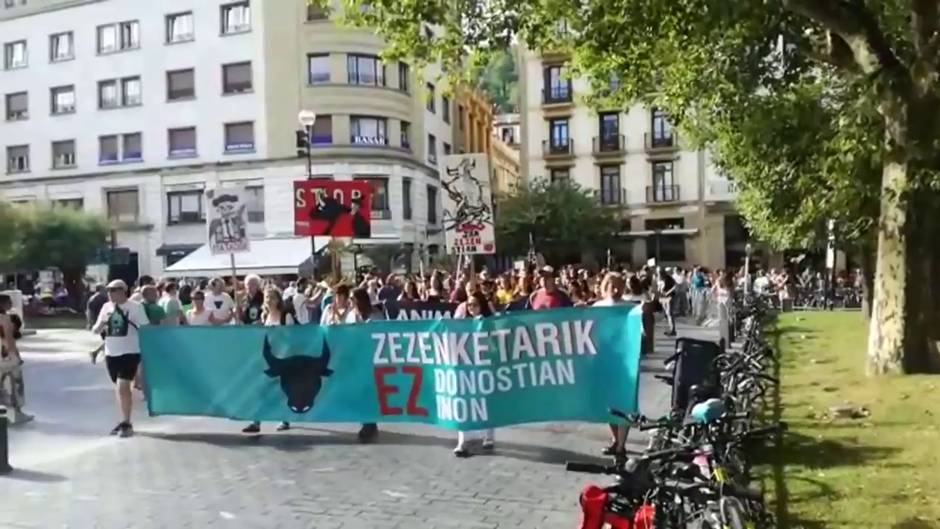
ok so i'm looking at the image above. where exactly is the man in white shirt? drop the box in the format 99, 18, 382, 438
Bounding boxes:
203, 277, 235, 325
91, 279, 150, 438
292, 278, 311, 325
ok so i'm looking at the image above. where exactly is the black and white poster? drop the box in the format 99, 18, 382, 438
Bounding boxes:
440, 153, 496, 255
206, 187, 250, 255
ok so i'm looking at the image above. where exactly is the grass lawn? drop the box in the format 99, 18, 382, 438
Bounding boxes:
764, 311, 940, 529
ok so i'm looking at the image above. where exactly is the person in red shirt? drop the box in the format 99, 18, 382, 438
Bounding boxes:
529, 266, 573, 310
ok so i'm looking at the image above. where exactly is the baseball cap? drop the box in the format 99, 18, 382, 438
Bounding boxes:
106, 279, 128, 291
539, 265, 555, 276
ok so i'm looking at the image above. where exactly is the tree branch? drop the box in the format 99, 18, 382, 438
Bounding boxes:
785, 0, 911, 96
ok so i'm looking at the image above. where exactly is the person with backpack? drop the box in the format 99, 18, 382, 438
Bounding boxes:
352, 287, 383, 443
242, 286, 295, 434
90, 280, 150, 438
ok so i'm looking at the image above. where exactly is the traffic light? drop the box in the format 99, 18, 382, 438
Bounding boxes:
296, 129, 309, 157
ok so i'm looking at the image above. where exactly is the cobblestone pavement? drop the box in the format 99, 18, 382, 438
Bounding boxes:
0, 318, 714, 529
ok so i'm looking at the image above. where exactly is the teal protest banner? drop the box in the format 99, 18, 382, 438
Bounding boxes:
139, 305, 642, 430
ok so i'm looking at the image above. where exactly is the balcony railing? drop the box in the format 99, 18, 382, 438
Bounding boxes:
593, 188, 628, 206
542, 139, 574, 157
646, 184, 681, 203
542, 86, 572, 104
705, 179, 739, 201
644, 132, 679, 153
593, 134, 626, 155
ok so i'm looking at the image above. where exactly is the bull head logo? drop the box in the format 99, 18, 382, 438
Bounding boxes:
262, 335, 334, 414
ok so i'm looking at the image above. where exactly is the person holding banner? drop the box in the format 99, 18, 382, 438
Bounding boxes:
530, 266, 572, 310
399, 280, 420, 301
592, 273, 632, 456
320, 285, 359, 325
352, 287, 384, 443
453, 291, 496, 458
186, 290, 213, 326
243, 287, 295, 434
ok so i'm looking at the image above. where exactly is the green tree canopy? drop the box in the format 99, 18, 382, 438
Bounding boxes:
328, 0, 940, 375
0, 204, 108, 296
475, 50, 519, 113
496, 179, 619, 264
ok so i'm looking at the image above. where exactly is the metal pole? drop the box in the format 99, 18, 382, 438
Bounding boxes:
305, 124, 317, 277
0, 406, 11, 475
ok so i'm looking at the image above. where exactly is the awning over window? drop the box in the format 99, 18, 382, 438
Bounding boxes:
163, 236, 401, 277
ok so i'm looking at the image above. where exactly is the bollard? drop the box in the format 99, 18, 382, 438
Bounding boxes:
0, 406, 11, 475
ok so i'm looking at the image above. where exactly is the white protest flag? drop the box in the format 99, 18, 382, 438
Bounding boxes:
440, 153, 496, 255
206, 187, 251, 255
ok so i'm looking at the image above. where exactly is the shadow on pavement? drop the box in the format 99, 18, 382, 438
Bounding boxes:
2, 468, 68, 483
142, 427, 612, 466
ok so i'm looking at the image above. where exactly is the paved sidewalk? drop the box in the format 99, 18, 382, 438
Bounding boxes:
1, 318, 713, 529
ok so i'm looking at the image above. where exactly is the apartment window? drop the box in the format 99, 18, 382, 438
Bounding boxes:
4, 40, 27, 69
398, 62, 409, 92
401, 121, 411, 150
224, 122, 254, 152
167, 69, 195, 101
651, 108, 673, 145
167, 190, 205, 225
442, 95, 451, 123
245, 185, 264, 222
550, 168, 570, 185
122, 77, 141, 106
52, 140, 76, 169
426, 83, 436, 112
107, 189, 139, 223
306, 115, 331, 145
402, 178, 413, 220
50, 32, 74, 62
549, 118, 570, 151
443, 142, 452, 155
166, 12, 194, 43
347, 54, 384, 86
6, 92, 28, 120
599, 112, 619, 140
99, 77, 140, 108
306, 3, 328, 20
308, 54, 330, 84
54, 198, 83, 210
97, 21, 139, 54
50, 85, 76, 115
458, 105, 465, 130
221, 2, 251, 34
6, 145, 29, 173
427, 133, 437, 164
222, 62, 252, 94
350, 116, 388, 145
543, 64, 571, 102
100, 134, 143, 164
427, 185, 438, 224
168, 127, 197, 157
651, 161, 676, 201
600, 165, 621, 205
357, 178, 390, 217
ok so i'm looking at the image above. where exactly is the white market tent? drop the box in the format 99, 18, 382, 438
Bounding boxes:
163, 235, 400, 277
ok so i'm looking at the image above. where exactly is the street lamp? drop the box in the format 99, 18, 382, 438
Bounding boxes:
297, 110, 316, 179
297, 110, 318, 275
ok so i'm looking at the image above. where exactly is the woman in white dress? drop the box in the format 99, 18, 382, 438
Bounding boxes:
453, 292, 496, 457
242, 287, 294, 434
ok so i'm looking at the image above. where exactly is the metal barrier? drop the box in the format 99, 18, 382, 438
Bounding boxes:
0, 406, 10, 474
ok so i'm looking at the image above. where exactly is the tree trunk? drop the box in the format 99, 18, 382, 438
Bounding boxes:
866, 128, 940, 374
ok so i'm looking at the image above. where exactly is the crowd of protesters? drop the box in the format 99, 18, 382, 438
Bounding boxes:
76, 262, 760, 454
